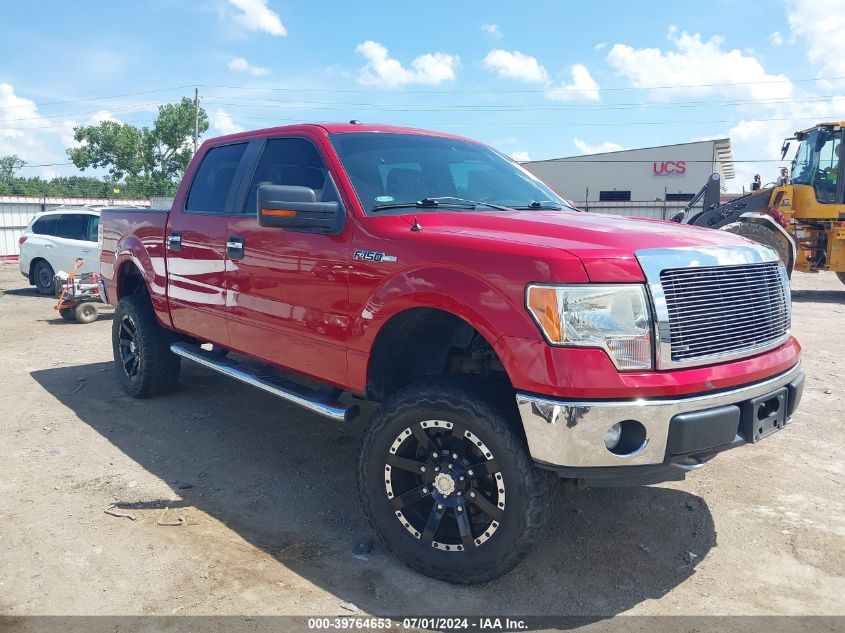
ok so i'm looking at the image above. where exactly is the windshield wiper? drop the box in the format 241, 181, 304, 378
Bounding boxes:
511, 200, 565, 210
371, 196, 509, 213
422, 196, 511, 211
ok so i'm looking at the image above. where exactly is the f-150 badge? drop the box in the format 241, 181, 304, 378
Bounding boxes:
353, 250, 397, 263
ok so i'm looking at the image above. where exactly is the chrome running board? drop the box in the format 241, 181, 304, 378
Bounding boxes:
170, 342, 358, 422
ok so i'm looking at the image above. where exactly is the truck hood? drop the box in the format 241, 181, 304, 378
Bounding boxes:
398, 209, 754, 282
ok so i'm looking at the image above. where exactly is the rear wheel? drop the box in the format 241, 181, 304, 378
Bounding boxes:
33, 260, 55, 295
359, 379, 556, 584
112, 290, 180, 398
721, 221, 790, 267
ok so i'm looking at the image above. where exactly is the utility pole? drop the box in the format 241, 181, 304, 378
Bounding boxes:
193, 87, 200, 153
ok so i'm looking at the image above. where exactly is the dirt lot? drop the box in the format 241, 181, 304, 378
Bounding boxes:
0, 261, 843, 618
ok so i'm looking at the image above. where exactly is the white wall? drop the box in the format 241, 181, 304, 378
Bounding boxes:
0, 197, 151, 257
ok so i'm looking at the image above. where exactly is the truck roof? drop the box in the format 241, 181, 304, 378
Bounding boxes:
205, 122, 478, 146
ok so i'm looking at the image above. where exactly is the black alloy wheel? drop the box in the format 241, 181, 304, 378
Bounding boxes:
385, 419, 505, 551
117, 314, 141, 379
359, 379, 556, 583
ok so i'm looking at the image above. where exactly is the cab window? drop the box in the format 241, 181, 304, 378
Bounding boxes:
185, 143, 248, 213
244, 138, 339, 214
792, 128, 842, 204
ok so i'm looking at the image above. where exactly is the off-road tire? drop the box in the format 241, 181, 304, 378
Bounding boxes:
74, 302, 99, 324
837, 272, 845, 286
33, 260, 55, 295
59, 308, 75, 321
112, 290, 180, 398
359, 378, 557, 584
721, 221, 790, 266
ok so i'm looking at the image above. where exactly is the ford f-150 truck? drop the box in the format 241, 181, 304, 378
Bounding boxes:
99, 123, 804, 583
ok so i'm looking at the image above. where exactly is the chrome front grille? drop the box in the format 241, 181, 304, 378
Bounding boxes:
659, 262, 790, 364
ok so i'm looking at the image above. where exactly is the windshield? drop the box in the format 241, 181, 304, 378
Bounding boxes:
329, 132, 572, 214
791, 127, 842, 203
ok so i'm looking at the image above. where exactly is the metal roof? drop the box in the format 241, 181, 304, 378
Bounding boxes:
523, 138, 736, 179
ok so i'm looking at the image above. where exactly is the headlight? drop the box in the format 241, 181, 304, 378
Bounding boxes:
526, 284, 653, 370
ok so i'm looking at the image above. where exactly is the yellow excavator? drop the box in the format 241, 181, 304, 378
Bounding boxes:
675, 121, 845, 282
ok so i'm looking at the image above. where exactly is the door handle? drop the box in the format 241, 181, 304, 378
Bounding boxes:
168, 231, 182, 251
227, 236, 245, 260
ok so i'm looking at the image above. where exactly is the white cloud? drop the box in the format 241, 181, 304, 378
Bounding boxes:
354, 41, 459, 88
605, 27, 792, 101
227, 56, 270, 76
594, 42, 608, 51
209, 109, 244, 135
573, 138, 626, 155
227, 0, 286, 36
481, 50, 600, 101
89, 110, 122, 124
483, 49, 548, 84
481, 23, 502, 39
768, 31, 784, 45
0, 83, 49, 159
510, 150, 531, 162
786, 0, 845, 75
545, 64, 601, 101
482, 48, 549, 84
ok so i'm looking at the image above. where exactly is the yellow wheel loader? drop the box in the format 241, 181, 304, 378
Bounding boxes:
675, 121, 845, 283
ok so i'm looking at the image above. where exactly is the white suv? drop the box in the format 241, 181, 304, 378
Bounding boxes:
19, 206, 101, 295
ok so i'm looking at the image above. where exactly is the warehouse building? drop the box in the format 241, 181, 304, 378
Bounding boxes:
522, 139, 735, 219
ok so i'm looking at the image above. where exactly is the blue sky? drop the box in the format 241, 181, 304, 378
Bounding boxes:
1, 0, 843, 190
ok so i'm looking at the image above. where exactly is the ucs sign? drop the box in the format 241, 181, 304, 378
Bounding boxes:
653, 161, 686, 176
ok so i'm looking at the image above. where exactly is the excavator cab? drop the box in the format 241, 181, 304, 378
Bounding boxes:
779, 123, 845, 276
679, 121, 845, 283
788, 125, 843, 209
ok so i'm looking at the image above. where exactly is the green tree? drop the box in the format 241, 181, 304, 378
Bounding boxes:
0, 154, 25, 183
67, 97, 208, 196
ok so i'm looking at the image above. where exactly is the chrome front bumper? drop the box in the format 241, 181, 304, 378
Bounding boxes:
515, 363, 803, 468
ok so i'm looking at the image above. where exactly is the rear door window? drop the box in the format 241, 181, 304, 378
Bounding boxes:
32, 215, 58, 236
186, 143, 248, 213
55, 214, 89, 240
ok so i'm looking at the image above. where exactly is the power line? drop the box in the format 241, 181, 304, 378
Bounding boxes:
1, 85, 197, 109
17, 162, 75, 168
8, 73, 845, 111
199, 113, 831, 127
195, 75, 845, 95
1, 103, 164, 123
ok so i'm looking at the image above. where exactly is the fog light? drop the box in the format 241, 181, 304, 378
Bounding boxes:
604, 423, 622, 450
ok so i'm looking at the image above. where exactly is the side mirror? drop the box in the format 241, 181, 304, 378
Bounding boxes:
257, 184, 342, 233
780, 140, 791, 160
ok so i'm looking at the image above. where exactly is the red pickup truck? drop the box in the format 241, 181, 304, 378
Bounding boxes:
99, 123, 804, 583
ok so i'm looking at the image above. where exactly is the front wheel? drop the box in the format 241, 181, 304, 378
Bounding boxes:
359, 379, 557, 584
112, 290, 180, 398
721, 221, 791, 269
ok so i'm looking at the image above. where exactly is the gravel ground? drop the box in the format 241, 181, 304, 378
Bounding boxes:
0, 261, 843, 618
